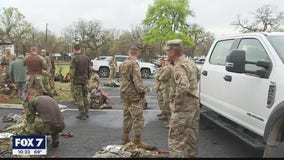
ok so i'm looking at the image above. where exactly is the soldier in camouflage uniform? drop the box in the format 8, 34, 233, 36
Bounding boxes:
23, 47, 48, 94
22, 88, 65, 148
50, 54, 57, 95
155, 57, 173, 128
1, 48, 16, 75
119, 45, 150, 149
70, 44, 91, 120
0, 48, 16, 94
0, 61, 9, 93
165, 39, 201, 158
108, 54, 117, 81
88, 70, 112, 109
88, 69, 100, 92
23, 47, 48, 113
88, 70, 101, 108
41, 50, 51, 70
40, 49, 53, 96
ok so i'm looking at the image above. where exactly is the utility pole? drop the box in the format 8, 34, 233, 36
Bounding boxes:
45, 23, 48, 51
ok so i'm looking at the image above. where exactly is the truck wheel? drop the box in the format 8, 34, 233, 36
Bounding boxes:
99, 67, 110, 78
263, 117, 284, 157
141, 69, 150, 79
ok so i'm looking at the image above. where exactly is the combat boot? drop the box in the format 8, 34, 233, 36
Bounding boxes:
134, 136, 150, 149
121, 134, 131, 145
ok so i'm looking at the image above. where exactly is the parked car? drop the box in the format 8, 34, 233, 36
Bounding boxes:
92, 55, 157, 78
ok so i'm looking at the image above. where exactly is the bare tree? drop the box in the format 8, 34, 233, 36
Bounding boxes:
14, 26, 37, 54
64, 19, 111, 56
109, 25, 155, 61
232, 5, 284, 33
186, 23, 215, 57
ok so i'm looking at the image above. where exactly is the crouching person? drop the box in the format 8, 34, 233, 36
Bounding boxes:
88, 69, 112, 109
22, 88, 65, 148
89, 88, 112, 109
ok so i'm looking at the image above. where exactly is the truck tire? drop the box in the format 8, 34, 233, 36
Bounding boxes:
141, 68, 150, 79
263, 116, 284, 157
99, 67, 110, 78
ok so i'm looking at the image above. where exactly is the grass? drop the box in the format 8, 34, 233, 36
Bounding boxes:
55, 61, 70, 77
53, 81, 73, 102
7, 94, 22, 104
53, 61, 73, 102
6, 81, 73, 104
5, 61, 74, 104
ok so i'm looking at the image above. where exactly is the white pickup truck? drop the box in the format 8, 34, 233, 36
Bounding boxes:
200, 32, 284, 157
92, 55, 157, 78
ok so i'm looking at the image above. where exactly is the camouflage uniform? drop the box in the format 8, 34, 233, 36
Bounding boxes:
119, 56, 149, 146
42, 53, 51, 71
88, 71, 103, 109
89, 88, 112, 109
23, 54, 47, 95
0, 64, 9, 92
70, 52, 91, 119
23, 54, 48, 113
50, 55, 57, 95
88, 72, 100, 92
108, 57, 117, 81
165, 39, 201, 158
0, 52, 16, 93
23, 95, 65, 148
155, 62, 173, 121
1, 116, 44, 158
1, 52, 16, 74
41, 51, 53, 96
42, 70, 52, 96
2, 52, 16, 63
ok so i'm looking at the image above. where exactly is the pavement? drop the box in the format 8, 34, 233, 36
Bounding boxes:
0, 78, 265, 158
0, 103, 68, 109
0, 78, 170, 158
0, 105, 168, 158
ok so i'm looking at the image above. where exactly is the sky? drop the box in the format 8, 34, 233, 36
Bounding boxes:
0, 0, 284, 37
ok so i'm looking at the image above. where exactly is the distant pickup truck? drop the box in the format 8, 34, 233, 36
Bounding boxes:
200, 32, 284, 157
92, 55, 157, 79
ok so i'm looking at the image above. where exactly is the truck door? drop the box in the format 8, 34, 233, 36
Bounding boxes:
223, 38, 272, 136
200, 39, 235, 113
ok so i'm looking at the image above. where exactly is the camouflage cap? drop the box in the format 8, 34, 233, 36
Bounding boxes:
163, 39, 183, 51
41, 49, 46, 53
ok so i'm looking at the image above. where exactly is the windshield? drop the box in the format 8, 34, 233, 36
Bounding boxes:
267, 35, 284, 64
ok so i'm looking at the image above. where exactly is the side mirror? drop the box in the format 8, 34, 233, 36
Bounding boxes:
225, 49, 246, 73
225, 49, 271, 79
256, 61, 271, 69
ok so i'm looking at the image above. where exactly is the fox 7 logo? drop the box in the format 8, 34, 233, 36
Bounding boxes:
13, 136, 46, 149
